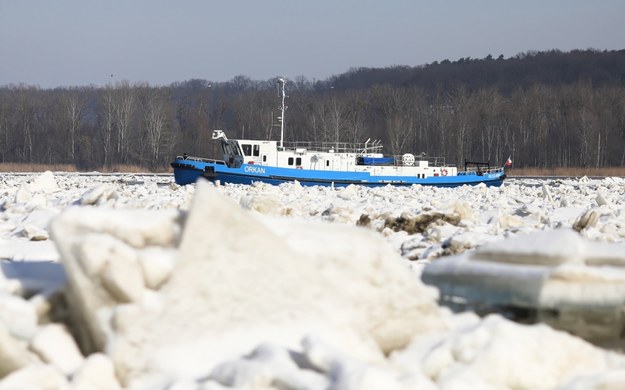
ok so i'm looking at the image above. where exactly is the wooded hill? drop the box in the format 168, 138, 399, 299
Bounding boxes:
1, 49, 624, 170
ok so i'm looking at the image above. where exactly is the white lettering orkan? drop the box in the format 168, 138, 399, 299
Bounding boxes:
244, 166, 266, 174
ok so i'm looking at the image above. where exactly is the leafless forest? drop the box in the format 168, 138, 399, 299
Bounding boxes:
1, 49, 624, 170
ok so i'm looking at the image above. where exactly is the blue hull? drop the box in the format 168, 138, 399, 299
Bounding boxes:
172, 158, 506, 187
216, 170, 505, 187
171, 158, 225, 185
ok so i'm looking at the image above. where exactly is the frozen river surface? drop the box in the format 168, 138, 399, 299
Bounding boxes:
1, 172, 625, 389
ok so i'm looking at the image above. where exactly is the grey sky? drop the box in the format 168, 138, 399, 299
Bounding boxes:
1, 0, 623, 88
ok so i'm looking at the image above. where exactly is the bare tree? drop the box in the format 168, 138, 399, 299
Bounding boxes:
447, 86, 472, 165
343, 90, 368, 144
141, 87, 168, 168
62, 88, 88, 162
100, 87, 115, 167
15, 85, 37, 162
0, 90, 9, 162
327, 97, 346, 144
375, 85, 414, 156
113, 81, 135, 164
304, 94, 347, 144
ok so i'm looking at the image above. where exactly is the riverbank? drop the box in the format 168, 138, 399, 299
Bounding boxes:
2, 163, 625, 177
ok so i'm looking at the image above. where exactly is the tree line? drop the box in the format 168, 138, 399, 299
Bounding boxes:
1, 49, 624, 170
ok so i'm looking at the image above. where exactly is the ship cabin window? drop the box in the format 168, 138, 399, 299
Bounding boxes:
288, 157, 294, 165
222, 140, 242, 156
253, 145, 260, 157
241, 144, 252, 156
296, 157, 302, 166
263, 155, 267, 162
326, 160, 330, 167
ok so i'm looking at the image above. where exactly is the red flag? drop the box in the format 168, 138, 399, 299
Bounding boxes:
505, 157, 512, 167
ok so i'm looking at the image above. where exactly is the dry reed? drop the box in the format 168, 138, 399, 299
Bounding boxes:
0, 163, 171, 173
510, 167, 625, 177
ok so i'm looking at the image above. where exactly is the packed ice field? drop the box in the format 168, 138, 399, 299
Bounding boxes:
1, 171, 625, 389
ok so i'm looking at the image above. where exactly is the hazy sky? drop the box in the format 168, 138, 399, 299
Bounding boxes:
1, 0, 623, 88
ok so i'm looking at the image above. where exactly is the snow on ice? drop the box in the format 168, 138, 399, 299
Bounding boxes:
1, 172, 625, 388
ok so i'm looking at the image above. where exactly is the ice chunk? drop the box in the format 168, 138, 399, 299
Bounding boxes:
51, 180, 446, 387
29, 324, 84, 376
0, 323, 32, 379
71, 353, 122, 390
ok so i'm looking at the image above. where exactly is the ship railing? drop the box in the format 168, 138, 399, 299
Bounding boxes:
390, 155, 447, 167
279, 140, 451, 167
175, 155, 226, 165
282, 140, 383, 154
424, 156, 447, 167
461, 166, 505, 175
469, 166, 504, 173
462, 160, 505, 174
356, 154, 448, 167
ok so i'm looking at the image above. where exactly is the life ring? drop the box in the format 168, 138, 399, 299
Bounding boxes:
441, 168, 448, 176
402, 153, 415, 166
296, 165, 303, 169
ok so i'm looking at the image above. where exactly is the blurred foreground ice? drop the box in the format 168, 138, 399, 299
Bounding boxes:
0, 172, 625, 388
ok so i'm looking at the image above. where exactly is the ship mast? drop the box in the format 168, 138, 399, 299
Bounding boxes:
277, 77, 287, 149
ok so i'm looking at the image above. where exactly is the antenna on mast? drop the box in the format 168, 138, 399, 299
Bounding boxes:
277, 77, 287, 149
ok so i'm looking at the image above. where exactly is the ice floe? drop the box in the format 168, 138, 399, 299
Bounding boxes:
0, 172, 624, 388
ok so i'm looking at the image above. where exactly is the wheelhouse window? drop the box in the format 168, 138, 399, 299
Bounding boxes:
288, 157, 294, 165
253, 145, 260, 156
222, 141, 242, 156
296, 157, 302, 166
241, 144, 252, 156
